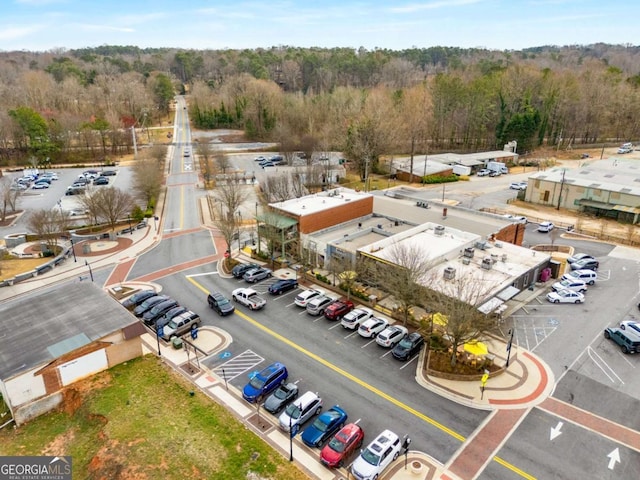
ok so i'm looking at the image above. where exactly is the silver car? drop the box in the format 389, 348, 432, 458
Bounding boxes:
376, 325, 408, 347
278, 391, 322, 432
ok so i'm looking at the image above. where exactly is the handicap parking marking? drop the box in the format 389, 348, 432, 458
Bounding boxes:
209, 349, 265, 381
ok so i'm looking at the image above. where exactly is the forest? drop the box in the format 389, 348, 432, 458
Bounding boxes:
0, 43, 639, 173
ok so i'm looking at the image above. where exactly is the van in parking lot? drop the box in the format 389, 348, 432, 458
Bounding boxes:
561, 269, 597, 285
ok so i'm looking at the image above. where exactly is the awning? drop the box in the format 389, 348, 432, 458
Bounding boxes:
612, 205, 640, 214
464, 341, 488, 357
497, 286, 520, 301
432, 312, 448, 327
578, 199, 614, 210
478, 297, 504, 314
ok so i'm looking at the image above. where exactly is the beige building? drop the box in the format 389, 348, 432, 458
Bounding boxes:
524, 158, 640, 224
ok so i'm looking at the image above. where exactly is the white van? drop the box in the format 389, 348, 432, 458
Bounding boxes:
562, 269, 597, 285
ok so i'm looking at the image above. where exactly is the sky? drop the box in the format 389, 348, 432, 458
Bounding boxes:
2, 0, 638, 52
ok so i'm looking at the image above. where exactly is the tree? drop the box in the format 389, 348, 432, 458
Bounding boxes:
153, 73, 175, 113
427, 272, 498, 367
215, 152, 231, 175
8, 106, 57, 160
196, 141, 214, 185
26, 208, 71, 251
210, 174, 250, 222
361, 242, 431, 325
132, 157, 164, 209
0, 177, 20, 222
90, 187, 135, 231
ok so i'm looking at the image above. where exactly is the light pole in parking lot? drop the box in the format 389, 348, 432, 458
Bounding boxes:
85, 260, 94, 282
237, 211, 242, 252
127, 215, 133, 235
506, 328, 515, 367
70, 238, 77, 262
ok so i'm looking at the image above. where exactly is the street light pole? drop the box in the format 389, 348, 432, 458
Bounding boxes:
128, 215, 133, 235
237, 211, 242, 252
289, 415, 294, 462
85, 260, 94, 282
70, 238, 77, 262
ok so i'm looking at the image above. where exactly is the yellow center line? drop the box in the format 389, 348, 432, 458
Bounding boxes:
185, 276, 536, 479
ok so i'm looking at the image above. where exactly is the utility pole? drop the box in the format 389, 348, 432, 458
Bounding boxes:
556, 169, 566, 210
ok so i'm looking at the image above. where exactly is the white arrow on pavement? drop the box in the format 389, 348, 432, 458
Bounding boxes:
549, 421, 563, 440
607, 448, 620, 470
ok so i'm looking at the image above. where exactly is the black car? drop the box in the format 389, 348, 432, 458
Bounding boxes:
268, 279, 298, 295
142, 299, 179, 325
159, 306, 189, 325
133, 295, 170, 317
392, 332, 425, 361
263, 382, 299, 414
208, 292, 235, 316
232, 262, 259, 278
122, 290, 157, 309
93, 176, 109, 185
101, 170, 117, 176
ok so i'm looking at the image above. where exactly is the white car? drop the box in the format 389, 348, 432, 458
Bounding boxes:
341, 308, 373, 330
294, 289, 323, 308
546, 289, 585, 304
358, 317, 389, 338
537, 221, 554, 233
477, 169, 491, 177
376, 325, 409, 348
351, 429, 401, 480
503, 214, 527, 224
551, 278, 587, 293
561, 269, 597, 285
509, 181, 527, 190
620, 320, 640, 335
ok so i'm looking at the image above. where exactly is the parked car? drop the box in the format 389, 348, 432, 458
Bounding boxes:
101, 170, 117, 176
570, 258, 599, 271
376, 325, 408, 348
306, 295, 336, 316
160, 310, 200, 340
477, 169, 491, 177
65, 186, 85, 196
133, 295, 169, 317
158, 305, 188, 325
619, 320, 640, 335
268, 279, 298, 295
142, 299, 179, 325
122, 289, 157, 309
243, 267, 272, 283
561, 269, 597, 285
232, 262, 259, 278
604, 327, 640, 354
263, 382, 299, 414
254, 155, 267, 162
551, 278, 587, 294
40, 172, 58, 180
489, 170, 501, 177
320, 423, 365, 468
546, 289, 585, 304
324, 299, 355, 321
31, 182, 50, 189
278, 391, 322, 432
301, 405, 348, 448
358, 317, 389, 338
341, 308, 373, 330
93, 176, 109, 185
509, 181, 527, 190
242, 362, 288, 403
10, 183, 27, 191
207, 291, 235, 316
392, 332, 425, 361
294, 289, 323, 308
537, 221, 554, 233
567, 252, 595, 264
503, 214, 528, 224
351, 429, 401, 480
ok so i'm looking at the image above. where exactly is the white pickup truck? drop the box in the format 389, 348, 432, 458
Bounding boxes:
231, 288, 267, 310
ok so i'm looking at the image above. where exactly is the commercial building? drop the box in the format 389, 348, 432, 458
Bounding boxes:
524, 158, 640, 224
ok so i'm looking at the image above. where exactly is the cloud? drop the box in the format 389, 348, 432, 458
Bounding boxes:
390, 0, 483, 14
0, 24, 43, 40
72, 23, 135, 33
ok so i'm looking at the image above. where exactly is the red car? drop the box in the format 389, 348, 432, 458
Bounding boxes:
323, 299, 355, 321
320, 423, 364, 468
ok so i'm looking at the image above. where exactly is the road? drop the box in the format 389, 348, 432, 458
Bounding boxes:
3, 98, 639, 479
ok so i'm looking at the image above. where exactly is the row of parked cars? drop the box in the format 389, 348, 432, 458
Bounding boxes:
241, 361, 403, 477
121, 290, 201, 340
11, 171, 58, 191
65, 169, 116, 195
546, 252, 599, 304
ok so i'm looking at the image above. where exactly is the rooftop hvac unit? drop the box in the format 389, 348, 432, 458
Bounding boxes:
495, 242, 503, 248
434, 225, 445, 236
491, 253, 499, 262
482, 258, 493, 270
443, 267, 456, 280
475, 241, 487, 250
501, 253, 508, 262
461, 257, 471, 265
464, 247, 475, 258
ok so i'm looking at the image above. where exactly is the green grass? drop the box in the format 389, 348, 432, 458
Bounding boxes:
0, 356, 307, 480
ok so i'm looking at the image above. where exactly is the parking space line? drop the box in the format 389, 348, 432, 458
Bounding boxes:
586, 347, 623, 384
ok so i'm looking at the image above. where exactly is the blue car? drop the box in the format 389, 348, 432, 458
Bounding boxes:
242, 362, 288, 403
301, 405, 348, 448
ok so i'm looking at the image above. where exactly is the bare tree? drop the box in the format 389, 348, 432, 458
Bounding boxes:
91, 187, 135, 231
215, 152, 231, 175
76, 190, 104, 225
197, 141, 214, 185
261, 174, 292, 203
362, 242, 431, 325
26, 208, 71, 251
132, 158, 164, 209
427, 272, 498, 367
210, 175, 250, 222
0, 177, 20, 222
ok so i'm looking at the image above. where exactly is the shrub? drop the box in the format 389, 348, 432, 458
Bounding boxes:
315, 273, 330, 284
420, 174, 459, 184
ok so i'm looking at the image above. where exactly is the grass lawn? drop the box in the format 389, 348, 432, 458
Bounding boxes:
0, 356, 308, 480
0, 257, 52, 281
